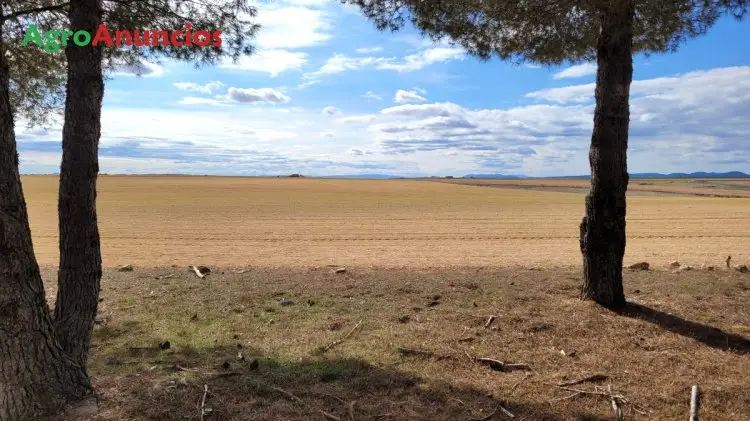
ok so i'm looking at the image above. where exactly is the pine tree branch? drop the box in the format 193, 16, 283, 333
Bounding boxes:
2, 2, 70, 22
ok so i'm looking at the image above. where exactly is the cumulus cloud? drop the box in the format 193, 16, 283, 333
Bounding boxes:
255, 6, 331, 49
553, 62, 597, 79
394, 89, 427, 104
18, 66, 750, 177
226, 87, 291, 104
173, 81, 225, 94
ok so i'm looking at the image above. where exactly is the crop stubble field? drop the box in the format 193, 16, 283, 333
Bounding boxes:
21, 175, 749, 421
22, 175, 750, 269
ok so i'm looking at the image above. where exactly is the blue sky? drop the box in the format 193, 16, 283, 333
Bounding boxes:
17, 0, 750, 176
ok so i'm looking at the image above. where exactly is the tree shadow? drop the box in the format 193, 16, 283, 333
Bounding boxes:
87, 344, 612, 421
612, 301, 750, 355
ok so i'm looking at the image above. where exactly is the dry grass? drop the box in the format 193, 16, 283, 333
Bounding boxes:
21, 175, 750, 269
39, 266, 749, 421
24, 176, 750, 420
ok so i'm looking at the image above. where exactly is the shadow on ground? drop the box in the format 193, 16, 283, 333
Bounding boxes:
614, 302, 750, 355
86, 344, 609, 421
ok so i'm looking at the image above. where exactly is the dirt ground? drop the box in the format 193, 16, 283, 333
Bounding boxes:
433, 178, 750, 198
21, 176, 750, 269
39, 265, 749, 421
22, 175, 750, 420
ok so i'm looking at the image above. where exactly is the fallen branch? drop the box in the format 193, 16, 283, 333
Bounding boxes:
191, 266, 205, 279
199, 384, 209, 421
611, 397, 623, 421
498, 403, 515, 418
557, 374, 609, 387
314, 320, 363, 355
397, 347, 456, 360
553, 385, 623, 399
398, 347, 530, 373
475, 357, 530, 372
690, 385, 700, 421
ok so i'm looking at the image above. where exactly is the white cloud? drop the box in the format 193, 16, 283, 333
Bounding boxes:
553, 62, 597, 79
305, 54, 388, 78
376, 47, 464, 72
304, 47, 464, 80
525, 84, 595, 104
220, 49, 307, 77
297, 80, 320, 89
226, 87, 291, 104
363, 91, 383, 101
322, 106, 341, 115
179, 97, 229, 106
173, 81, 225, 94
255, 6, 331, 49
528, 66, 750, 105
19, 66, 750, 177
348, 148, 372, 156
336, 115, 377, 124
112, 61, 166, 77
394, 89, 427, 104
355, 46, 383, 54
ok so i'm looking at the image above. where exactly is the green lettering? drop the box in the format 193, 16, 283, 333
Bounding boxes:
61, 30, 74, 47
21, 24, 43, 47
43, 30, 61, 53
73, 30, 91, 46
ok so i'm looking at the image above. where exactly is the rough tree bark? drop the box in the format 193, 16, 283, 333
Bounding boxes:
53, 0, 105, 366
579, 1, 634, 308
0, 19, 93, 421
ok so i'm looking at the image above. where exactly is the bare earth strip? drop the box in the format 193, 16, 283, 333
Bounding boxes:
22, 175, 750, 269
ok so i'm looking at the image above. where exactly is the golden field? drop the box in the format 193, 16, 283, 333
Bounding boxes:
22, 175, 750, 268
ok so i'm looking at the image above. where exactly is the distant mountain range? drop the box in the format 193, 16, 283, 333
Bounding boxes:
462, 171, 750, 179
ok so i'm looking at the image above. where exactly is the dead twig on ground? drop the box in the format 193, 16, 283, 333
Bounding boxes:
191, 266, 205, 279
484, 315, 496, 329
551, 384, 649, 415
690, 385, 700, 421
557, 374, 609, 387
199, 384, 209, 421
397, 347, 457, 360
498, 403, 515, 418
475, 357, 530, 372
611, 397, 623, 421
314, 320, 363, 355
398, 347, 530, 373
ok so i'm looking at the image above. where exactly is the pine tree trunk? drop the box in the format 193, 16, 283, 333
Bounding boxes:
53, 0, 105, 366
0, 22, 93, 421
579, 1, 634, 308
